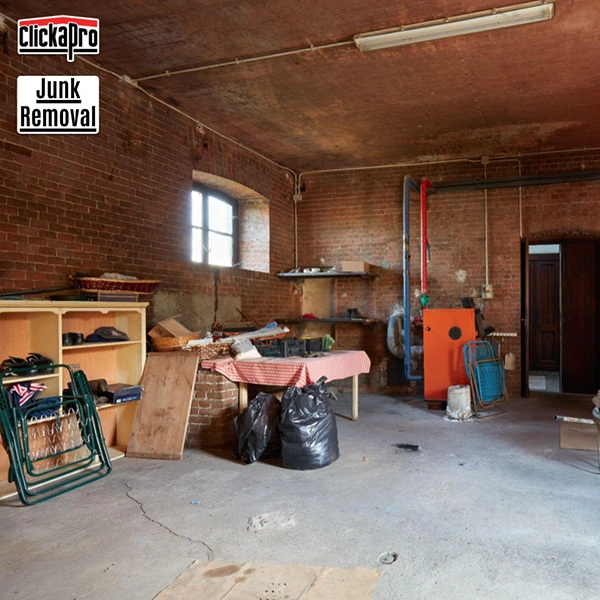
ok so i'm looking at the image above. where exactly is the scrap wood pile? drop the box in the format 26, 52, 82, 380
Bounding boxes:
148, 315, 333, 360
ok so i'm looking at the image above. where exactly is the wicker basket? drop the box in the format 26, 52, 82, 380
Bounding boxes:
152, 333, 203, 352
182, 339, 234, 359
71, 276, 161, 295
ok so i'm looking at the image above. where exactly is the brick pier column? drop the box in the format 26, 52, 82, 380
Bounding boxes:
186, 368, 239, 449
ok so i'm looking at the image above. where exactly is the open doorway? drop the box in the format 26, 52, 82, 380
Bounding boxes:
525, 240, 600, 395
528, 244, 560, 392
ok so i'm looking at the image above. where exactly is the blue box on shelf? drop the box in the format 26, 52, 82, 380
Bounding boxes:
105, 383, 143, 404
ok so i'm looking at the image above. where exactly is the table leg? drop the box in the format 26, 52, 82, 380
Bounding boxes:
352, 374, 359, 421
239, 382, 248, 413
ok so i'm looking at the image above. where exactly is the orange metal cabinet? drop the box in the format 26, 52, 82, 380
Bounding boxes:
423, 308, 476, 401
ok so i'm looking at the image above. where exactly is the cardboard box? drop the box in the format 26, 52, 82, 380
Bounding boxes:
148, 317, 192, 339
340, 261, 371, 273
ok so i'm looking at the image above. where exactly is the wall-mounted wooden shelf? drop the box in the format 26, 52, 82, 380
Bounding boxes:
277, 317, 378, 325
1, 372, 60, 386
62, 340, 143, 351
277, 271, 375, 280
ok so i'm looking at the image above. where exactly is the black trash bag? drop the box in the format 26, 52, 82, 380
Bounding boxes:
232, 392, 281, 464
279, 377, 339, 470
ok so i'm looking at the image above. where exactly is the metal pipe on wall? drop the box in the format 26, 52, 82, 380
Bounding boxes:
403, 175, 424, 381
483, 163, 489, 287
420, 178, 433, 295
431, 169, 600, 193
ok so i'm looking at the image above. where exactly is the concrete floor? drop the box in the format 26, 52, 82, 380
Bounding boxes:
1, 391, 599, 600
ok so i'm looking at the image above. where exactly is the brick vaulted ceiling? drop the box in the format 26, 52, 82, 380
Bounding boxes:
3, 1, 600, 171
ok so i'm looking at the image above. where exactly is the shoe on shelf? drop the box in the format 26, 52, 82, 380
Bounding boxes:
1, 356, 35, 376
26, 353, 54, 374
62, 332, 84, 346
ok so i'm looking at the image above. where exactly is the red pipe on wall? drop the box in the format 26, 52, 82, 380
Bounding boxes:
420, 177, 433, 294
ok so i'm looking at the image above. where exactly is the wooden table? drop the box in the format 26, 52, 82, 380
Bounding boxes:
201, 350, 371, 420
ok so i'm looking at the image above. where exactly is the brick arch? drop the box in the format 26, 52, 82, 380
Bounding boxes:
193, 170, 270, 273
193, 171, 269, 205
528, 229, 600, 243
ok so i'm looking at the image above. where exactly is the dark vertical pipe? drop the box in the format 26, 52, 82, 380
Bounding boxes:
403, 175, 423, 381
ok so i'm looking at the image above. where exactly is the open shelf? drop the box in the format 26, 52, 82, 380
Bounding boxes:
62, 340, 142, 351
96, 401, 137, 411
1, 372, 60, 386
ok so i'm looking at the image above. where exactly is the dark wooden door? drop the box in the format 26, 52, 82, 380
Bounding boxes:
529, 254, 560, 371
561, 241, 598, 393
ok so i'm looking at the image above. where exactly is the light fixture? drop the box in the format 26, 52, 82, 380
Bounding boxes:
353, 1, 555, 52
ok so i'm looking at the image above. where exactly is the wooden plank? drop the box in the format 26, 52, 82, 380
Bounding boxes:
127, 352, 199, 459
352, 374, 359, 421
156, 560, 380, 600
560, 421, 598, 451
238, 382, 248, 413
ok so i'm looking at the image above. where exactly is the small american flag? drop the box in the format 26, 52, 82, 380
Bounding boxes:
10, 382, 47, 407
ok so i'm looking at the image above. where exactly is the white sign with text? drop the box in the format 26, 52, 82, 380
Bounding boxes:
17, 75, 99, 134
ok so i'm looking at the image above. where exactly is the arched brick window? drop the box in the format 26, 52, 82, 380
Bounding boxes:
192, 171, 269, 273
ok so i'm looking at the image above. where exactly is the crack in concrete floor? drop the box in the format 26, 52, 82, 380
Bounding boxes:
124, 482, 214, 560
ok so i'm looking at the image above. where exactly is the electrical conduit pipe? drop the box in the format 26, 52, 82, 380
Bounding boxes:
402, 175, 423, 381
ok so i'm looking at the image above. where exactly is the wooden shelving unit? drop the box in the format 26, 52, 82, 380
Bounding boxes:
0, 300, 147, 486
277, 270, 379, 339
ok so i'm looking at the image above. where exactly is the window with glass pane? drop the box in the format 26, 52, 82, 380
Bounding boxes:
191, 184, 237, 267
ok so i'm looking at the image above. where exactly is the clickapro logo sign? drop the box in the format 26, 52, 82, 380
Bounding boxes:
18, 15, 99, 62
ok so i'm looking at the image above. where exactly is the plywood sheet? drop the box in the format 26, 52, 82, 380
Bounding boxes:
560, 422, 598, 451
127, 353, 199, 459
155, 560, 380, 600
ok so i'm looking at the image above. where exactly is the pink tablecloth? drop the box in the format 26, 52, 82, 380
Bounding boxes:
201, 350, 370, 388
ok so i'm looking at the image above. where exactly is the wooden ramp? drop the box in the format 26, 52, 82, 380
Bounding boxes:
127, 352, 199, 459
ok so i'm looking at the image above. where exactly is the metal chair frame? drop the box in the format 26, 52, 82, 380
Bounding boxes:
0, 364, 112, 505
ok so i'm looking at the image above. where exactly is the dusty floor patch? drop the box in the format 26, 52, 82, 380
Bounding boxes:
247, 510, 296, 533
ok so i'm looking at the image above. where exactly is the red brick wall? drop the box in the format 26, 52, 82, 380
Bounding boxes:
0, 33, 297, 325
297, 152, 600, 395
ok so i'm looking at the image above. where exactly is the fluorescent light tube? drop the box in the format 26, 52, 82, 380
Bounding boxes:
354, 2, 555, 52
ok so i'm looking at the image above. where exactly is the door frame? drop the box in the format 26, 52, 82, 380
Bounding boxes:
522, 234, 600, 396
520, 239, 529, 397
522, 236, 562, 396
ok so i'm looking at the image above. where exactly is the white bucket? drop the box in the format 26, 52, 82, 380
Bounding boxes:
447, 385, 472, 420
